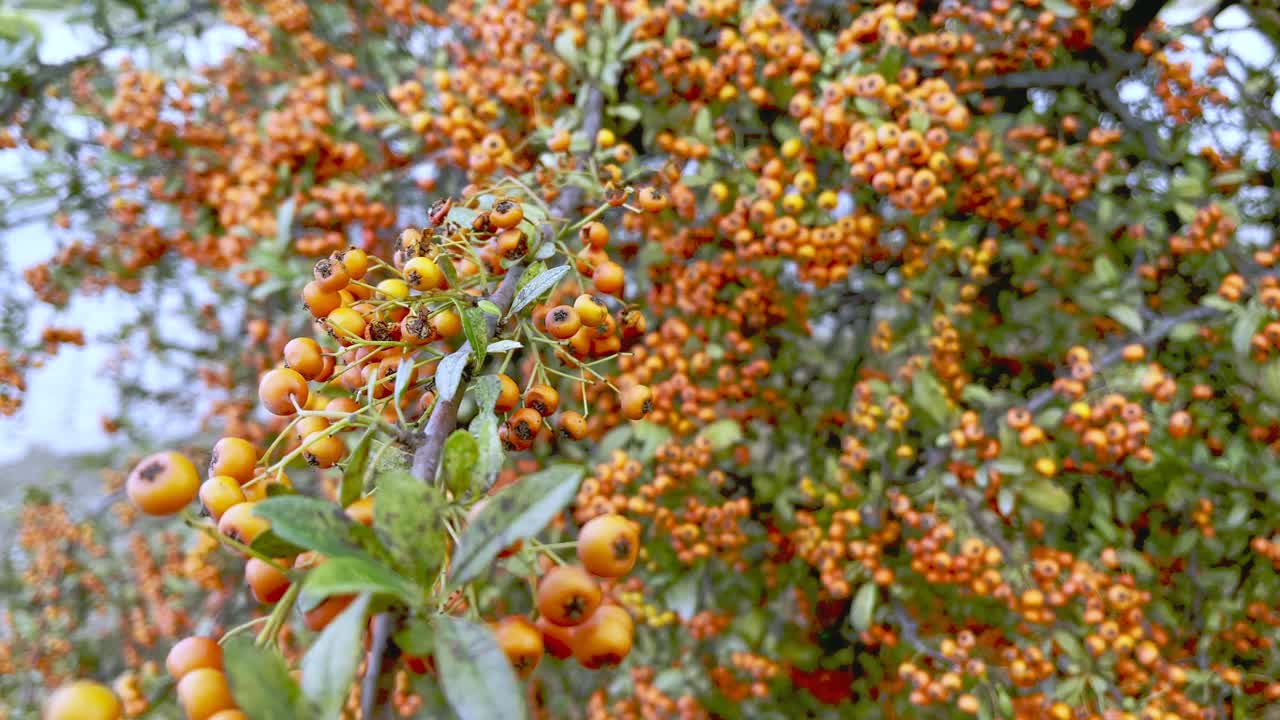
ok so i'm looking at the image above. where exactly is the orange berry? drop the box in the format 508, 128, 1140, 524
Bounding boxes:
127, 451, 200, 515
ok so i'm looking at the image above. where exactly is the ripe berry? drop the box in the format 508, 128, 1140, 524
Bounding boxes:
571, 605, 634, 669
217, 501, 270, 548
536, 616, 575, 659
258, 367, 309, 415
620, 384, 653, 421
494, 373, 521, 413
557, 411, 588, 440
176, 668, 236, 720
430, 308, 462, 339
493, 615, 543, 678
524, 384, 559, 417
490, 200, 524, 229
199, 476, 245, 521
544, 305, 582, 339
302, 281, 342, 318
507, 407, 543, 445
536, 565, 601, 626
403, 256, 444, 291
127, 451, 200, 516
325, 306, 367, 343
301, 432, 345, 468
574, 293, 608, 326
45, 681, 123, 720
283, 337, 325, 380
245, 557, 291, 604
577, 514, 640, 578
637, 187, 669, 213
335, 247, 369, 280
209, 437, 257, 483
312, 256, 349, 292
166, 636, 223, 680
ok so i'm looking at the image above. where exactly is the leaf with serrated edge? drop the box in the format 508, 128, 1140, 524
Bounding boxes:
450, 465, 583, 583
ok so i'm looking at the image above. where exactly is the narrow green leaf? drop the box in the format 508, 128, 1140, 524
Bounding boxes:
450, 465, 584, 584
1108, 305, 1144, 333
301, 594, 371, 719
303, 556, 418, 604
697, 419, 742, 451
442, 430, 479, 495
434, 616, 528, 720
341, 428, 376, 507
436, 344, 470, 402
850, 582, 877, 632
223, 636, 305, 720
473, 375, 501, 415
469, 414, 504, 491
1022, 478, 1071, 515
374, 471, 447, 584
463, 307, 488, 369
509, 265, 570, 316
486, 340, 522, 354
394, 616, 435, 656
253, 496, 385, 561
393, 356, 414, 407
477, 300, 501, 316
911, 371, 951, 425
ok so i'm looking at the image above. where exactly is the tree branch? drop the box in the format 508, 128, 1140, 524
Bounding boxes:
1119, 0, 1173, 48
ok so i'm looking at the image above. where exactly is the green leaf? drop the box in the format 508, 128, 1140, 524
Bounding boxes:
253, 496, 384, 561
450, 465, 584, 584
1022, 478, 1071, 515
394, 616, 435, 656
473, 375, 501, 415
849, 582, 877, 632
510, 265, 570, 316
442, 429, 479, 495
697, 419, 743, 451
1093, 256, 1119, 285
477, 300, 501, 316
436, 344, 470, 402
301, 593, 371, 719
374, 471, 447, 584
608, 104, 642, 123
665, 567, 702, 621
302, 556, 419, 605
911, 371, 951, 425
1108, 305, 1144, 333
463, 306, 489, 369
434, 615, 528, 720
486, 340, 522, 353
223, 636, 305, 720
1232, 303, 1264, 359
1042, 0, 1077, 16
470, 414, 504, 491
341, 428, 376, 508
693, 106, 712, 141
1261, 361, 1280, 403
249, 530, 305, 558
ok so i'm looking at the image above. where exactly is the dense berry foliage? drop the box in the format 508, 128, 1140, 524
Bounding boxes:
4, 1, 1280, 719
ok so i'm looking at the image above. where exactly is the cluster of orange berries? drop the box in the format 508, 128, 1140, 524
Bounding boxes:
1058, 392, 1156, 468
493, 514, 643, 677
586, 668, 706, 720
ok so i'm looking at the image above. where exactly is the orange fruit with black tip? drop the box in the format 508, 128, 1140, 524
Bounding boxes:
557, 411, 588, 440
493, 615, 543, 678
544, 305, 581, 339
494, 373, 521, 413
524, 384, 559, 417
166, 636, 223, 680
217, 501, 270, 548
577, 514, 640, 578
620, 385, 653, 421
312, 255, 349, 292
127, 451, 200, 515
571, 605, 634, 669
44, 681, 123, 720
535, 565, 601, 627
